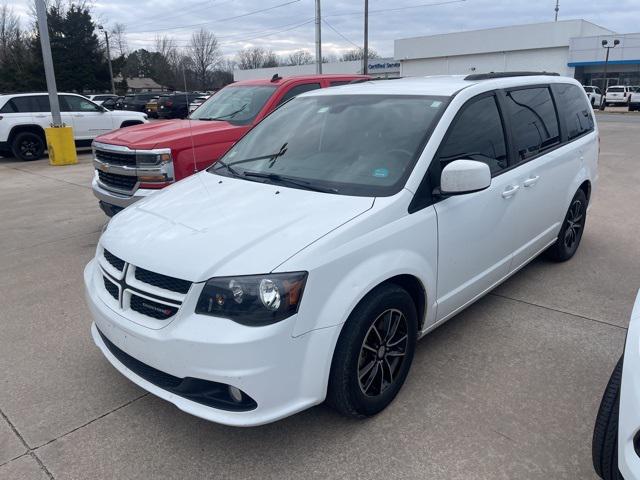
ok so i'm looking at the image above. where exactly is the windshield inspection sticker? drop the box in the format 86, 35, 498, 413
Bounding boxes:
373, 168, 389, 178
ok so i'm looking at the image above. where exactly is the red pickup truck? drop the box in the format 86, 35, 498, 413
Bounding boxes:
92, 74, 369, 216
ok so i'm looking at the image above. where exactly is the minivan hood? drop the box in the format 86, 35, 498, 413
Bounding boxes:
101, 172, 374, 282
95, 119, 240, 150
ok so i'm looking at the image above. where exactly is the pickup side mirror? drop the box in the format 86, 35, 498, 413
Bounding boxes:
440, 159, 491, 195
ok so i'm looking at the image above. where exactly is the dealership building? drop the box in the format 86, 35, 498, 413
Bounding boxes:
234, 19, 640, 89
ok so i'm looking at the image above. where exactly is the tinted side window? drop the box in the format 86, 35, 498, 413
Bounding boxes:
553, 83, 594, 140
277, 83, 321, 106
62, 95, 100, 112
330, 80, 351, 87
438, 95, 508, 175
4, 96, 41, 113
504, 87, 559, 162
33, 96, 51, 112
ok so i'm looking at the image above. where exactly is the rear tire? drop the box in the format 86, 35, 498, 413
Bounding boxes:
592, 356, 624, 480
326, 284, 418, 418
11, 131, 45, 161
545, 188, 587, 262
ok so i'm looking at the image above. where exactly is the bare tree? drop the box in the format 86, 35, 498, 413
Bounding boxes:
287, 49, 312, 66
341, 48, 379, 62
188, 28, 221, 90
236, 47, 281, 70
110, 22, 128, 57
0, 2, 19, 64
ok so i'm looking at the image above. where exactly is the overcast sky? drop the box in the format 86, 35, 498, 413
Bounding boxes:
12, 0, 640, 60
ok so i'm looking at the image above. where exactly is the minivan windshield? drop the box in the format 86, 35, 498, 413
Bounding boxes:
190, 85, 276, 124
209, 94, 448, 196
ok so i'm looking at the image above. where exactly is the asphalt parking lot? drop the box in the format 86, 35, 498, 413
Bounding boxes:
1, 113, 639, 480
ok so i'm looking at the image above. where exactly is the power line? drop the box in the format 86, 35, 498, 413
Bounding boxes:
322, 18, 360, 49
130, 0, 227, 29
127, 0, 302, 34
325, 0, 466, 17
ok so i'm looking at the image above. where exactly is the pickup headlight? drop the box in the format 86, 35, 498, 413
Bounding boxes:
195, 272, 308, 326
136, 151, 172, 166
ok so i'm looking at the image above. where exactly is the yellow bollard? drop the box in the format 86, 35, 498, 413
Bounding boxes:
45, 126, 77, 166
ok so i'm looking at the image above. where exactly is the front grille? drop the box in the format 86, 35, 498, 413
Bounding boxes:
135, 267, 191, 294
97, 328, 257, 411
103, 276, 119, 300
103, 249, 125, 271
130, 294, 178, 320
95, 149, 136, 166
97, 170, 137, 192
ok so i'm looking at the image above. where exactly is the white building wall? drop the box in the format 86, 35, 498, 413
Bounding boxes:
400, 47, 574, 77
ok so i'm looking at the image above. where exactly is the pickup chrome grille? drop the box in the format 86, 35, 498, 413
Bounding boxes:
95, 150, 136, 166
97, 170, 137, 192
98, 248, 192, 322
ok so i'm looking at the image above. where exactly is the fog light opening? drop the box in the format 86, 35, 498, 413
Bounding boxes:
228, 385, 243, 403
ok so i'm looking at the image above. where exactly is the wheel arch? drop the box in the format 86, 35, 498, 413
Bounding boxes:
120, 120, 144, 128
8, 124, 46, 144
579, 179, 591, 204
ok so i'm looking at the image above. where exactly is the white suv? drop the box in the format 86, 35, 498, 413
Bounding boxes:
583, 85, 603, 107
0, 93, 148, 161
84, 73, 598, 426
604, 85, 632, 106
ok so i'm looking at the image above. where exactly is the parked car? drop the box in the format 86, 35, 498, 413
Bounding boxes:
86, 94, 119, 106
583, 86, 603, 107
121, 93, 161, 113
630, 89, 640, 111
592, 290, 640, 480
91, 74, 369, 216
188, 96, 209, 114
145, 97, 163, 118
0, 93, 148, 161
604, 85, 632, 106
85, 73, 598, 426
156, 92, 201, 119
100, 96, 124, 110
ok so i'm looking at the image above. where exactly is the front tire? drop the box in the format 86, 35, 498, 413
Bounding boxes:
11, 131, 45, 161
592, 356, 623, 480
327, 284, 418, 418
545, 188, 587, 262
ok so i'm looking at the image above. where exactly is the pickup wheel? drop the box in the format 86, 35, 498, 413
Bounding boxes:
592, 356, 624, 480
545, 188, 587, 262
11, 131, 45, 161
326, 284, 417, 418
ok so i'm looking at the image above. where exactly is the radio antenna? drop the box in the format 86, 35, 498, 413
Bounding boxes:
183, 64, 198, 174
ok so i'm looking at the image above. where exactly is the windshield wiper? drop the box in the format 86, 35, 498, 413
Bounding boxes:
243, 172, 338, 193
207, 103, 248, 121
222, 143, 288, 168
214, 160, 241, 177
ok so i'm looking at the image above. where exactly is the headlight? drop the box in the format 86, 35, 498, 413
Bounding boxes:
195, 272, 308, 326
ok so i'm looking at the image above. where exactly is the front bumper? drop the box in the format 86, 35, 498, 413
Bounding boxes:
619, 290, 640, 478
84, 260, 339, 426
92, 173, 156, 210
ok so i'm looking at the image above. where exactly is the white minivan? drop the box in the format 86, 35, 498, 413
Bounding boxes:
84, 73, 598, 426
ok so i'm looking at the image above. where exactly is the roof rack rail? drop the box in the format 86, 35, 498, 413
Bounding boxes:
464, 71, 560, 81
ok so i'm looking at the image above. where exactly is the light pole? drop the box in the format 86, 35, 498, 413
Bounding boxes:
599, 38, 620, 111
363, 0, 369, 75
315, 0, 322, 74
98, 25, 116, 94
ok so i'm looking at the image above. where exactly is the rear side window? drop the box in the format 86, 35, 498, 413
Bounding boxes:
330, 80, 352, 87
552, 83, 594, 140
277, 83, 321, 106
1, 96, 42, 113
504, 87, 559, 162
438, 95, 508, 175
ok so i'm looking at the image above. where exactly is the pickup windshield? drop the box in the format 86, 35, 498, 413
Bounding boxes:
190, 85, 276, 124
209, 94, 448, 196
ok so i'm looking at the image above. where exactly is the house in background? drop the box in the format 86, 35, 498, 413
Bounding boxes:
114, 75, 167, 93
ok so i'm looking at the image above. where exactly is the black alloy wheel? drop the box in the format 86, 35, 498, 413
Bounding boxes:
545, 188, 588, 262
11, 131, 45, 161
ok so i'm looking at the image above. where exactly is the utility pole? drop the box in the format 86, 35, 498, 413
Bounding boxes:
35, 0, 62, 127
554, 0, 559, 21
99, 26, 116, 94
363, 0, 369, 75
315, 0, 322, 74
599, 38, 620, 111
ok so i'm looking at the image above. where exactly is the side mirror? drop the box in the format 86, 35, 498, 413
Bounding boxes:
440, 159, 491, 195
